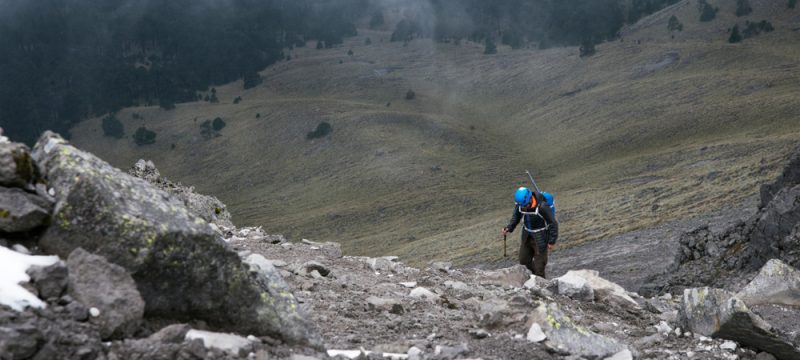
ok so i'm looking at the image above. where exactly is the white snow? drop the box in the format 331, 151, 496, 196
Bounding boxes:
0, 246, 60, 311
326, 349, 408, 359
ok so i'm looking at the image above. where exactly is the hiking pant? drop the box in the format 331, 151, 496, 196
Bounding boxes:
519, 231, 548, 278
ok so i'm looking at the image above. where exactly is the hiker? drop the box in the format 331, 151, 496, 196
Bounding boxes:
502, 187, 559, 278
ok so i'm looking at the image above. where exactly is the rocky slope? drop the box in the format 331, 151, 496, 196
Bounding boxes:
2, 129, 800, 360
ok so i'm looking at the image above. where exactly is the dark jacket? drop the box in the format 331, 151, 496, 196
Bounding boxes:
505, 191, 559, 250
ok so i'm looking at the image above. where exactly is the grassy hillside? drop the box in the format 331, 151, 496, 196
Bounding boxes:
70, 0, 800, 267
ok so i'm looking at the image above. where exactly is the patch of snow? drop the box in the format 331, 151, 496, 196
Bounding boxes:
0, 246, 59, 311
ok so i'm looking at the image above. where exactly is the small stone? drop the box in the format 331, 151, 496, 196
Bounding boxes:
526, 323, 546, 342
89, 307, 101, 317
407, 346, 423, 360
699, 336, 711, 342
721, 341, 738, 352
302, 261, 330, 277
469, 329, 490, 339
409, 287, 439, 301
606, 349, 633, 360
399, 282, 417, 288
247, 335, 259, 342
444, 280, 469, 291
755, 352, 777, 360
66, 302, 89, 321
654, 321, 672, 335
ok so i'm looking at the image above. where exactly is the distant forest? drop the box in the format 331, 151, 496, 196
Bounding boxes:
400, 0, 680, 48
0, 0, 367, 144
0, 0, 678, 144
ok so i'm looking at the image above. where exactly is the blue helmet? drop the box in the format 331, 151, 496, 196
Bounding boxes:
542, 192, 554, 206
514, 187, 532, 206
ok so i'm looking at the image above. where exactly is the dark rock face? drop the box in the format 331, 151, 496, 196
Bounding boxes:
31, 132, 319, 346
66, 248, 145, 340
760, 148, 800, 209
0, 141, 36, 188
0, 187, 51, 233
750, 185, 800, 268
642, 147, 800, 295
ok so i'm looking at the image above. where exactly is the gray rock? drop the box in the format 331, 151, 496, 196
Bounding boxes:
606, 349, 634, 360
366, 257, 396, 272
0, 323, 43, 360
477, 299, 511, 329
185, 329, 253, 356
65, 301, 89, 322
555, 272, 594, 302
528, 302, 628, 358
0, 187, 51, 233
67, 248, 145, 340
432, 344, 468, 360
559, 270, 639, 309
33, 132, 319, 346
737, 259, 800, 307
756, 352, 778, 360
760, 148, 800, 209
679, 287, 800, 360
468, 328, 490, 339
430, 261, 452, 273
0, 141, 36, 188
26, 261, 68, 299
302, 261, 330, 277
366, 296, 404, 314
480, 265, 530, 288
409, 287, 439, 302
443, 280, 469, 291
147, 324, 192, 343
751, 185, 800, 265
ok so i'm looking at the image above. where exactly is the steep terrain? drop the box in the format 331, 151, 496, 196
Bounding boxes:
69, 0, 800, 266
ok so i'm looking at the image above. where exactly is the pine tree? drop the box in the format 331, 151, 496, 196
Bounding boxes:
728, 24, 743, 43
699, 0, 718, 22
736, 0, 753, 16
484, 37, 497, 55
668, 15, 684, 32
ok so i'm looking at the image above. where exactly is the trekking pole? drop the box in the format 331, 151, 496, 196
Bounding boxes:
503, 234, 507, 257
525, 170, 542, 193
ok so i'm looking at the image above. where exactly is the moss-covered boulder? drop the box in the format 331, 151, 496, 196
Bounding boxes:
31, 132, 320, 347
0, 141, 36, 188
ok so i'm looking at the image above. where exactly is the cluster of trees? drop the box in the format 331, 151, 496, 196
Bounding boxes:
729, 20, 775, 43
390, 0, 682, 55
1, 0, 369, 145
200, 117, 227, 140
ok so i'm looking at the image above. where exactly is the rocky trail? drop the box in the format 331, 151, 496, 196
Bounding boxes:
2, 129, 800, 360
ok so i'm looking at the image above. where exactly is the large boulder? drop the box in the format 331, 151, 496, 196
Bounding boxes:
479, 265, 530, 288
554, 271, 594, 302
31, 132, 319, 346
67, 248, 145, 340
557, 270, 640, 309
0, 141, 36, 188
679, 287, 800, 360
737, 259, 800, 307
527, 302, 629, 358
0, 187, 51, 233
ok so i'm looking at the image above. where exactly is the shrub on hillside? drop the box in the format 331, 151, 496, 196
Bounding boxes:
243, 72, 262, 90
212, 117, 226, 131
405, 89, 416, 100
742, 20, 774, 38
791, 0, 797, 9
102, 115, 124, 139
736, 0, 753, 16
729, 25, 743, 43
668, 15, 684, 32
306, 121, 332, 140
484, 37, 497, 55
234, 96, 242, 104
698, 0, 718, 21
369, 12, 384, 29
133, 127, 156, 146
579, 38, 596, 57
